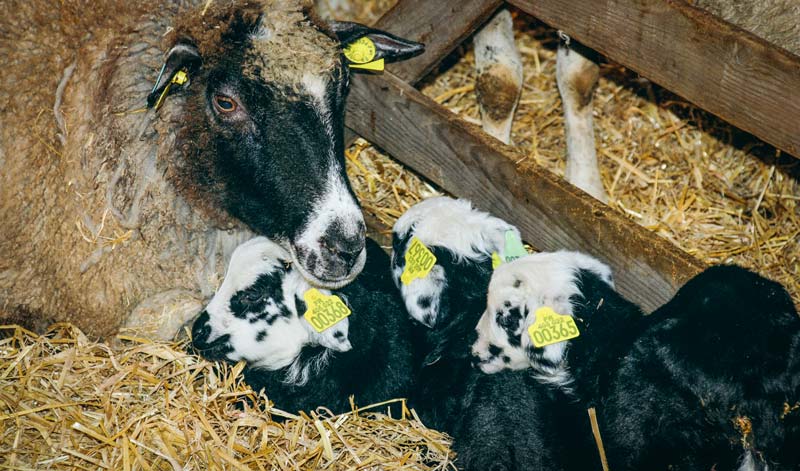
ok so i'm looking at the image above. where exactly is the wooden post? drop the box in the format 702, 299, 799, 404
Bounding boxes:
371, 0, 503, 85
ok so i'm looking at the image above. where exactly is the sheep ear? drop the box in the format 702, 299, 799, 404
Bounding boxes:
329, 21, 424, 70
146, 43, 202, 109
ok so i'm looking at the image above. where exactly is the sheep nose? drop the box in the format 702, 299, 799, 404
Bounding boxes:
320, 222, 366, 268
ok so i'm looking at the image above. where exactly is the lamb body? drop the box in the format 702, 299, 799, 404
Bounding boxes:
474, 256, 800, 470
192, 236, 422, 415
391, 197, 595, 470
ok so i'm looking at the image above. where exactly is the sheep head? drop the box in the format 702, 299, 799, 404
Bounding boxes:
148, 0, 423, 288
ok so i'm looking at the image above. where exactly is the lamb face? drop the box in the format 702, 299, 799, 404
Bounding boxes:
191, 237, 352, 370
472, 251, 613, 384
391, 197, 520, 328
154, 1, 424, 289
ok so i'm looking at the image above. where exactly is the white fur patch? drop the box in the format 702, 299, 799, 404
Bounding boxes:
202, 237, 352, 372
392, 197, 518, 326
301, 72, 336, 152
393, 197, 518, 261
472, 251, 613, 390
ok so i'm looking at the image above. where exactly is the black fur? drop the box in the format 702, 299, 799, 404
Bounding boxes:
452, 369, 596, 471
561, 265, 800, 470
397, 243, 590, 470
238, 239, 425, 416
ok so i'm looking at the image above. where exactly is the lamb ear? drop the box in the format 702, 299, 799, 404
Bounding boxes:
146, 43, 202, 108
329, 21, 424, 65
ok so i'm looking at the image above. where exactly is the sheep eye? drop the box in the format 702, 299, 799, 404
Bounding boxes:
213, 95, 238, 113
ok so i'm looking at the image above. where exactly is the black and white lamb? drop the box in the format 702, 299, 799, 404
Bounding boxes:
192, 236, 420, 416
391, 197, 595, 470
473, 254, 800, 470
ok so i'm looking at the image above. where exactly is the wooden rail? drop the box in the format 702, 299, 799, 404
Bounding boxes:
346, 71, 703, 311
509, 0, 800, 159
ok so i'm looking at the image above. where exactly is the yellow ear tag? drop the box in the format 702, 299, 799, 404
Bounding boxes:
344, 37, 377, 63
349, 58, 385, 71
344, 37, 385, 71
528, 306, 580, 348
491, 252, 503, 270
303, 288, 351, 333
153, 69, 190, 111
401, 237, 437, 285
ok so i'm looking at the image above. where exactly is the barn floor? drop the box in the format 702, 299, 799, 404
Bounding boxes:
342, 3, 800, 309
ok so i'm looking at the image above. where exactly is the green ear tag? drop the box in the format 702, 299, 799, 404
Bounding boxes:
503, 230, 527, 263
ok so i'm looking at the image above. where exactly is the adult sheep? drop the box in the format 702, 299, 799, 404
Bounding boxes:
0, 0, 422, 339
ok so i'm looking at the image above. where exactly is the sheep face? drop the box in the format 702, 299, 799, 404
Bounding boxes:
151, 1, 422, 289
472, 252, 613, 383
391, 197, 519, 328
190, 237, 352, 370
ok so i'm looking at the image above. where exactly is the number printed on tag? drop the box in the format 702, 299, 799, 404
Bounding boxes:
303, 289, 351, 333
527, 306, 580, 348
400, 237, 437, 285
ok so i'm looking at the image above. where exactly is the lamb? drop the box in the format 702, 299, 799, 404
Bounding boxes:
192, 236, 421, 416
391, 196, 597, 470
0, 0, 422, 339
191, 237, 351, 375
473, 255, 800, 470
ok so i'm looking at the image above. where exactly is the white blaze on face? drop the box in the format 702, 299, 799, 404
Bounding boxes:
283, 74, 365, 287
203, 237, 309, 370
291, 170, 366, 286
392, 197, 519, 327
472, 251, 613, 386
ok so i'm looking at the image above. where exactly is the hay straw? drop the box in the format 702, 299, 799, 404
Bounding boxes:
0, 324, 455, 469
341, 3, 799, 309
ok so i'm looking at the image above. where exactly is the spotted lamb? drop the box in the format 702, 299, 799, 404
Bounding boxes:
473, 255, 800, 470
192, 236, 421, 416
391, 197, 594, 470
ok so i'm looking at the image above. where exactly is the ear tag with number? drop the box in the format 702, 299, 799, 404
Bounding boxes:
401, 237, 437, 285
492, 230, 528, 270
343, 37, 385, 71
503, 230, 527, 262
528, 306, 580, 348
303, 288, 351, 333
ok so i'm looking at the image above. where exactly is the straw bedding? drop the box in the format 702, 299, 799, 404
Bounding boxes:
0, 324, 454, 469
2, 2, 798, 468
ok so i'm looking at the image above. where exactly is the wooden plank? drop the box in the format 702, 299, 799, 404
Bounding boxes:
346, 71, 704, 311
508, 0, 800, 159
371, 0, 503, 85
